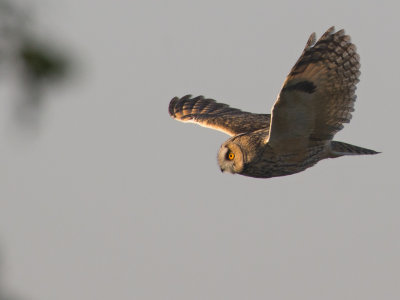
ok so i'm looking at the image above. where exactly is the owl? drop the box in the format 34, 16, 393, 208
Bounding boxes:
168, 27, 379, 178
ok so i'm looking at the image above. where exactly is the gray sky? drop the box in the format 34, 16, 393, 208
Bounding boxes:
0, 0, 399, 299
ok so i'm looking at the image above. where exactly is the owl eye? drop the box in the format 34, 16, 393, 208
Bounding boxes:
227, 151, 235, 160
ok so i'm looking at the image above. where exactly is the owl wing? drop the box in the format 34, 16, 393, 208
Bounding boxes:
169, 95, 271, 136
267, 27, 360, 151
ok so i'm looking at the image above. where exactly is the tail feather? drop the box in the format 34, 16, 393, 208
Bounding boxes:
330, 141, 380, 157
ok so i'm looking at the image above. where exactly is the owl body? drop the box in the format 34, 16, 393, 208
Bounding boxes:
219, 131, 328, 178
169, 27, 379, 179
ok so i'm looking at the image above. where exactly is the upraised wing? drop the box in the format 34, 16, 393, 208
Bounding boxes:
267, 27, 360, 151
169, 95, 270, 136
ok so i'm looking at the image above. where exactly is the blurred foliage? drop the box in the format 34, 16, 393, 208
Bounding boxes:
20, 41, 68, 81
0, 0, 72, 130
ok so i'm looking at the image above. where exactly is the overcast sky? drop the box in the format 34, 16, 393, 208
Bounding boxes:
0, 0, 399, 299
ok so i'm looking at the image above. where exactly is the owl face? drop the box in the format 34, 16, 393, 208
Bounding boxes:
217, 141, 245, 174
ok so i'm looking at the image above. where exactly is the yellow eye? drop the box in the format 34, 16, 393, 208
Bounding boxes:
228, 152, 235, 160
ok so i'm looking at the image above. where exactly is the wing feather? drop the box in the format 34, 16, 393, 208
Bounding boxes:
268, 27, 360, 151
169, 95, 270, 136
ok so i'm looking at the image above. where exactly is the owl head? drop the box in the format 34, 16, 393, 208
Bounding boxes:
217, 140, 245, 174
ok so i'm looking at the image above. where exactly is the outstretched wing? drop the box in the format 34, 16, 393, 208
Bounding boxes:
268, 27, 360, 151
169, 95, 270, 136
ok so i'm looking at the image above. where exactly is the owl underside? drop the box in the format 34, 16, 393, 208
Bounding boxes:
232, 139, 378, 178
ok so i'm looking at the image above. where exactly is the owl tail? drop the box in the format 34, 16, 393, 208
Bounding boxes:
329, 141, 380, 157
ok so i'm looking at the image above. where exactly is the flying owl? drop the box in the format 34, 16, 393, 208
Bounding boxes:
168, 27, 379, 178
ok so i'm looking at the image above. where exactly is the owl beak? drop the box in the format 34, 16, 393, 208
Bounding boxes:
220, 167, 224, 173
